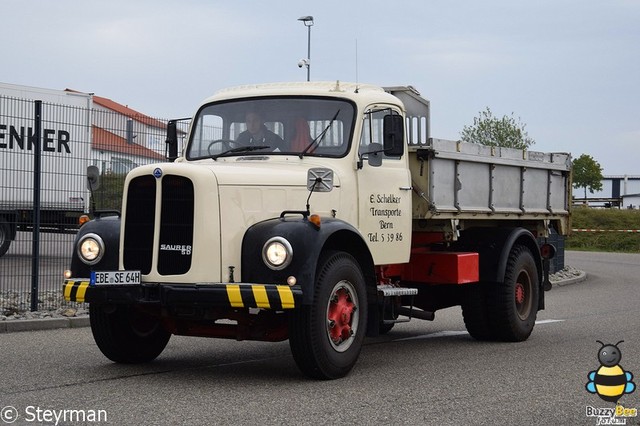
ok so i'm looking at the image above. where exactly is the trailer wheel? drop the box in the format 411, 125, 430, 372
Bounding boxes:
289, 250, 367, 379
0, 216, 11, 258
490, 244, 539, 341
90, 303, 170, 363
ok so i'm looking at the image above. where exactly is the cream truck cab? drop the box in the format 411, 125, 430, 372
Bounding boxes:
64, 82, 570, 379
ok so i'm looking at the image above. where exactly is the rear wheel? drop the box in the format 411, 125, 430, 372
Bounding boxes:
90, 304, 170, 363
289, 251, 367, 379
461, 283, 493, 340
462, 244, 539, 342
490, 244, 539, 341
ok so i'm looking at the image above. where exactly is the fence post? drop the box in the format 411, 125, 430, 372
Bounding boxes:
30, 100, 42, 312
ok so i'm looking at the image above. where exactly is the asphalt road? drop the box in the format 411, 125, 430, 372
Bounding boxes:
1, 251, 639, 425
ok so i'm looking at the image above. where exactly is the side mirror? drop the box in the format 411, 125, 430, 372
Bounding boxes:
166, 120, 178, 162
383, 114, 404, 157
87, 165, 100, 191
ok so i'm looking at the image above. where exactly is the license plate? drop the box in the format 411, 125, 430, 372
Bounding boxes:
90, 270, 141, 286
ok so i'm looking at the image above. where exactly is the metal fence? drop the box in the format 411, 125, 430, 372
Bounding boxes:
0, 94, 176, 314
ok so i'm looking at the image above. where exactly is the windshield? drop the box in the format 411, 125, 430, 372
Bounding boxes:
186, 97, 355, 160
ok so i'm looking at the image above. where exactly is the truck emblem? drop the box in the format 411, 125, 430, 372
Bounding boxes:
160, 244, 192, 255
153, 167, 163, 178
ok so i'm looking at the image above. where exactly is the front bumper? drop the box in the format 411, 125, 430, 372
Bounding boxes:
63, 279, 302, 310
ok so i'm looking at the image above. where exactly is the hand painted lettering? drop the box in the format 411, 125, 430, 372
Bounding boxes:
368, 193, 404, 242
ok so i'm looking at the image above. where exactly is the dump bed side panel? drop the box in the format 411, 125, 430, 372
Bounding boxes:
409, 139, 571, 232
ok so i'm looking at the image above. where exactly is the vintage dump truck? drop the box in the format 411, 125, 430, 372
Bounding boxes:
64, 82, 571, 379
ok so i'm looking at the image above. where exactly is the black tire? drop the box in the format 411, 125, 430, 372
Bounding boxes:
462, 245, 539, 342
489, 244, 539, 341
0, 216, 11, 258
289, 250, 368, 379
461, 282, 494, 341
90, 303, 171, 363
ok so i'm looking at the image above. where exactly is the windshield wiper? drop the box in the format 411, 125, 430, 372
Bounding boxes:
211, 145, 270, 160
299, 109, 341, 159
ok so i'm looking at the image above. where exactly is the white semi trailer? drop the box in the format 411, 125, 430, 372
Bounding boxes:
0, 82, 93, 256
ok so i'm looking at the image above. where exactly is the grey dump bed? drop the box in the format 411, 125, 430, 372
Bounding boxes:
408, 139, 571, 231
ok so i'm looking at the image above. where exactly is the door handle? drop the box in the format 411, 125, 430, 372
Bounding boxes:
399, 186, 412, 190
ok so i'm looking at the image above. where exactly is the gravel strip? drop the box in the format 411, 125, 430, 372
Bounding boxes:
1, 290, 88, 321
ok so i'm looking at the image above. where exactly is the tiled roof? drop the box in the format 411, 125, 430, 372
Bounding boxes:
93, 95, 167, 129
65, 89, 167, 129
92, 126, 165, 160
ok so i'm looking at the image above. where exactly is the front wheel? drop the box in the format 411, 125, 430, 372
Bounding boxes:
90, 304, 171, 363
289, 251, 368, 379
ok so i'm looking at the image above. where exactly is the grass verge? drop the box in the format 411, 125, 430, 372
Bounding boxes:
567, 207, 640, 252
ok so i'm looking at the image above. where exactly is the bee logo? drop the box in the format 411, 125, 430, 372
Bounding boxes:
586, 340, 636, 403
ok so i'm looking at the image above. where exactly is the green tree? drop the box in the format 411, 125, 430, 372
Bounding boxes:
460, 107, 535, 149
572, 154, 603, 199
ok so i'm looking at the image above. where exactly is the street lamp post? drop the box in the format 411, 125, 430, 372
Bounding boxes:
298, 15, 314, 81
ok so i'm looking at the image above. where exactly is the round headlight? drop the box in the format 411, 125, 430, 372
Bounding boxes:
262, 237, 293, 270
77, 233, 105, 265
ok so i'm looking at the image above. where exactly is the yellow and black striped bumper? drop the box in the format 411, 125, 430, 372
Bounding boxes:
63, 280, 302, 310
64, 279, 91, 303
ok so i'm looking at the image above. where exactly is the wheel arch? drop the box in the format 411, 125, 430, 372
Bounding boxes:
69, 216, 121, 278
321, 228, 376, 289
455, 227, 543, 285
242, 217, 376, 305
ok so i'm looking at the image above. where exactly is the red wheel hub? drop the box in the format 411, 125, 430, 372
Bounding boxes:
515, 282, 526, 305
327, 287, 355, 345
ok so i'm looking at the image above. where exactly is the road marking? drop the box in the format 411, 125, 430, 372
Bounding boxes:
394, 319, 565, 342
395, 330, 469, 341
535, 319, 565, 325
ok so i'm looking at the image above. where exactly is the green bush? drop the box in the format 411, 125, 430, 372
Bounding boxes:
567, 207, 640, 252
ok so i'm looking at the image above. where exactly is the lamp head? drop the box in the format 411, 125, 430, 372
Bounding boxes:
298, 15, 314, 26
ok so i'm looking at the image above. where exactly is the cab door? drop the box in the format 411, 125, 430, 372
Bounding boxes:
356, 107, 412, 265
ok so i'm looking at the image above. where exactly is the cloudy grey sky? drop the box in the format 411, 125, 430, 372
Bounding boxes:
2, 0, 638, 175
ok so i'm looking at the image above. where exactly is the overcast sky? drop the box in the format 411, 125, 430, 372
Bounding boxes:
2, 0, 638, 175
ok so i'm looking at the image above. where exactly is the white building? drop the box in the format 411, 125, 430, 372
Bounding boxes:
88, 94, 166, 173
573, 175, 640, 208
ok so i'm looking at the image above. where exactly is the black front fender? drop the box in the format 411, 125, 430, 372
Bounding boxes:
69, 215, 121, 278
242, 216, 369, 305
